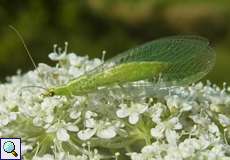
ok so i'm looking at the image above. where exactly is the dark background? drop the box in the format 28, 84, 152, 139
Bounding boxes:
0, 0, 229, 85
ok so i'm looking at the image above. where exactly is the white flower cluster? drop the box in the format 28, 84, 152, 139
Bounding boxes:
0, 47, 230, 160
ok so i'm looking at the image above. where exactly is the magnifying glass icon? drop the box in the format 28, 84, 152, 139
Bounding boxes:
3, 141, 18, 157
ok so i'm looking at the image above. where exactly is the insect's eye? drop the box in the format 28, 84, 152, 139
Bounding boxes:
49, 91, 55, 97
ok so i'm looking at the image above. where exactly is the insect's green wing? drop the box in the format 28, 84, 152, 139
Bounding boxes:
105, 35, 216, 87
50, 35, 215, 97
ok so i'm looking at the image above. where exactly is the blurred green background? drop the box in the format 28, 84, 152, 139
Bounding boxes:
0, 0, 229, 85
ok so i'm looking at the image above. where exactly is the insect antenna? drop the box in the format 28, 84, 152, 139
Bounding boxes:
9, 25, 38, 71
18, 85, 48, 95
9, 25, 49, 92
20, 85, 48, 91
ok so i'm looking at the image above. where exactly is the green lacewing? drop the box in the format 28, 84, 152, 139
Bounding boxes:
42, 35, 215, 97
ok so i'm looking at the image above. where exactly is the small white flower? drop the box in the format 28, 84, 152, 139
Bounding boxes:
46, 121, 79, 141
21, 143, 33, 154
68, 66, 84, 77
78, 128, 97, 141
0, 111, 17, 127
208, 123, 219, 134
75, 154, 88, 160
165, 129, 178, 146
69, 111, 81, 119
57, 128, 69, 142
126, 152, 143, 160
166, 95, 181, 108
190, 114, 211, 126
85, 58, 102, 71
49, 52, 66, 61
77, 116, 123, 140
218, 114, 230, 127
168, 117, 183, 130
151, 117, 182, 140
68, 98, 85, 119
32, 154, 54, 160
85, 111, 98, 119
32, 106, 54, 126
149, 102, 166, 123
32, 153, 82, 160
198, 133, 213, 149
142, 142, 162, 154
41, 97, 65, 109
166, 95, 194, 112
150, 123, 165, 139
85, 117, 96, 128
206, 144, 226, 159
116, 102, 148, 124
178, 138, 201, 158
164, 147, 183, 160
67, 53, 87, 66
96, 125, 117, 139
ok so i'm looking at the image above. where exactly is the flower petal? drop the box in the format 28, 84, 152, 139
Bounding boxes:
57, 128, 69, 141
77, 128, 96, 141
151, 123, 165, 139
48, 52, 66, 61
129, 113, 139, 124
85, 118, 96, 128
66, 124, 79, 132
69, 111, 81, 119
96, 126, 116, 139
165, 129, 178, 146
116, 108, 129, 118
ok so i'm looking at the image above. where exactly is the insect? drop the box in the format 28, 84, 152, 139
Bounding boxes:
10, 25, 215, 97
41, 35, 215, 97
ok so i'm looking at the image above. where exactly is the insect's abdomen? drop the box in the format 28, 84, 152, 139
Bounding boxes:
63, 61, 168, 96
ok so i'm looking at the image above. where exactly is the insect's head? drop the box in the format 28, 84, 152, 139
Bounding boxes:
41, 88, 55, 97
19, 86, 54, 98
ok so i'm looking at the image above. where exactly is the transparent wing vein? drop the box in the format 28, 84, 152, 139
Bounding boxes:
105, 35, 215, 86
